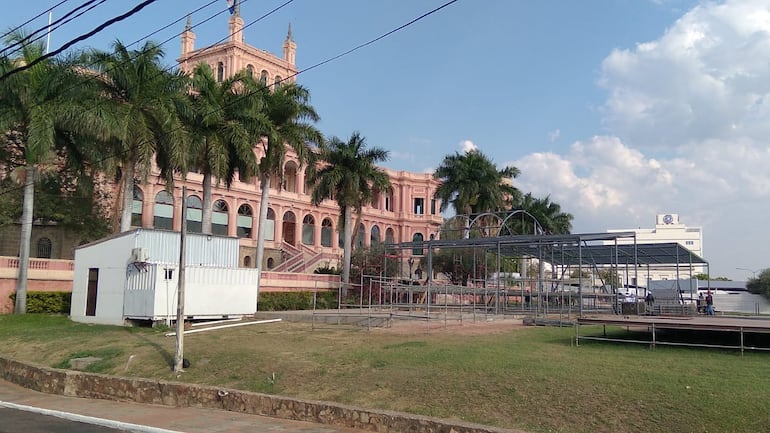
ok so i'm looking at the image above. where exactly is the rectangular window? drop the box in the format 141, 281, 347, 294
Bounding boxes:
413, 198, 424, 215
430, 199, 436, 215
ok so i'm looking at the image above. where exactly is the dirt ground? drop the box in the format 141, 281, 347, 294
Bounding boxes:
375, 315, 524, 335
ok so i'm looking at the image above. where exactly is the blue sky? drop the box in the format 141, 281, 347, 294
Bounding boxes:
3, 0, 769, 280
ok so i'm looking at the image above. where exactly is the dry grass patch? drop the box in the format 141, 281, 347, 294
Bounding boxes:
1, 314, 768, 433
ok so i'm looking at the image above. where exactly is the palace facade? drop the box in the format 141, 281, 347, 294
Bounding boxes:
130, 11, 443, 271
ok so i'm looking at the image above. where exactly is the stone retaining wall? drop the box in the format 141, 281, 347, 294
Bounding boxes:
0, 356, 522, 433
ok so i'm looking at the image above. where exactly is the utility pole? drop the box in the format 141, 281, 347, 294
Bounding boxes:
174, 186, 188, 373
45, 11, 52, 54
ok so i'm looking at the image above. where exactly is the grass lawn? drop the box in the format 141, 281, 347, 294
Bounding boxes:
0, 314, 768, 433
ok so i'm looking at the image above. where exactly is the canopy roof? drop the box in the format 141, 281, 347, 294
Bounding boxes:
392, 232, 707, 267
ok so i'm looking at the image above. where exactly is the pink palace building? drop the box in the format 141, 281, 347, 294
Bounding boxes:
130, 11, 444, 273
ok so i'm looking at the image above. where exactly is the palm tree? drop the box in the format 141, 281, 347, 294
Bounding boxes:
181, 63, 262, 233
509, 193, 573, 235
433, 149, 520, 236
254, 83, 322, 270
88, 40, 188, 232
0, 32, 103, 313
309, 132, 391, 286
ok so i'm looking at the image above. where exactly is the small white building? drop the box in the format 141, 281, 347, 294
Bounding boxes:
71, 229, 260, 326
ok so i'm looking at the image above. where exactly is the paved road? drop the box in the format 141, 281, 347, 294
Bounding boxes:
0, 407, 129, 433
0, 379, 363, 433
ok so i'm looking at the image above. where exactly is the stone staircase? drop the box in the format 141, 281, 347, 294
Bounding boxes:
272, 242, 337, 273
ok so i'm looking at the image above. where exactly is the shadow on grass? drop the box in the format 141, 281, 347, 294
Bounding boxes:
581, 327, 770, 352
128, 329, 175, 369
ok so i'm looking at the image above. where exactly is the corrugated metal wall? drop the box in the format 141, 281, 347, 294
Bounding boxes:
124, 263, 159, 317
134, 229, 237, 268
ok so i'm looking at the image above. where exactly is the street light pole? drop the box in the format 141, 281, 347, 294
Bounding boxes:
736, 267, 757, 280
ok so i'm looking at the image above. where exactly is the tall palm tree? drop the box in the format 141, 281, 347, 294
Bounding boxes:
88, 40, 188, 232
0, 32, 103, 313
254, 83, 322, 270
181, 63, 262, 233
309, 132, 390, 285
433, 149, 520, 236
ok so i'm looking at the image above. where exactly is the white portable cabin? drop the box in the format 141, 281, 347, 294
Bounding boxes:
71, 229, 259, 326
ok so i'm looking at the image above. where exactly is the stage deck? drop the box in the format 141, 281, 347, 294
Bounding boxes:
576, 314, 770, 352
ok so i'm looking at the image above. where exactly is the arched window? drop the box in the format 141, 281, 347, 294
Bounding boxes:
260, 69, 268, 85
385, 228, 395, 244
283, 161, 298, 192
153, 190, 174, 230
274, 75, 282, 88
267, 257, 275, 269
321, 218, 333, 247
131, 186, 143, 227
36, 237, 52, 259
212, 199, 229, 235
356, 223, 365, 249
412, 233, 424, 256
217, 62, 224, 82
237, 204, 253, 238
283, 211, 297, 245
246, 64, 254, 77
385, 228, 396, 254
370, 225, 380, 245
265, 208, 275, 241
186, 195, 203, 233
302, 214, 315, 245
244, 256, 252, 267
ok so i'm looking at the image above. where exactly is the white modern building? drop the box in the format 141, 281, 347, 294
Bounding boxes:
606, 213, 705, 283
71, 229, 260, 326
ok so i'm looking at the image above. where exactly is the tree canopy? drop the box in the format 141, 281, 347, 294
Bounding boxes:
746, 269, 770, 300
433, 149, 520, 216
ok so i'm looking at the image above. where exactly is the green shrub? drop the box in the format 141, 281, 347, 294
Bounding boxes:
314, 265, 341, 275
9, 291, 72, 314
257, 291, 338, 311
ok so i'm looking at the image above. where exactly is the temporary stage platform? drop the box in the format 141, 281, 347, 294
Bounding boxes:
576, 315, 770, 353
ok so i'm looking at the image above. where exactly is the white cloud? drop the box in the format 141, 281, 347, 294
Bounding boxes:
507, 0, 770, 278
549, 129, 561, 142
390, 151, 415, 162
600, 0, 770, 150
460, 140, 478, 153
512, 134, 770, 278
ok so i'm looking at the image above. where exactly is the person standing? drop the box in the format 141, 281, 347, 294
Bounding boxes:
705, 291, 714, 315
645, 291, 655, 314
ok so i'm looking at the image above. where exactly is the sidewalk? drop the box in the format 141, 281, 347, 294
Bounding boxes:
0, 379, 364, 433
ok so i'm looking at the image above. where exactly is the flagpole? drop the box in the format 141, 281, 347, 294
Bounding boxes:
45, 11, 52, 54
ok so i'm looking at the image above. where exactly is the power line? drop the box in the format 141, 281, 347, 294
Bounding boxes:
0, 0, 294, 198
295, 0, 459, 78
0, 0, 71, 41
0, 0, 160, 81
0, 0, 461, 200
1, 0, 107, 57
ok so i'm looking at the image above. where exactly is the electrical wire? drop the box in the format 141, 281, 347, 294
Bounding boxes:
1, 0, 107, 57
0, 0, 71, 41
0, 0, 461, 199
0, 0, 291, 198
0, 0, 160, 81
294, 0, 459, 78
